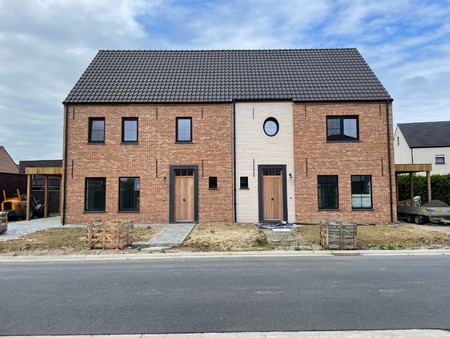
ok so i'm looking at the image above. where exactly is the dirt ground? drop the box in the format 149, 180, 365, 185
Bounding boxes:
175, 223, 268, 251
294, 224, 450, 249
0, 226, 160, 256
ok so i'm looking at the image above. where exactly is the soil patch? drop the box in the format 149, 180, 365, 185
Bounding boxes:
0, 226, 160, 255
294, 224, 450, 249
175, 223, 268, 251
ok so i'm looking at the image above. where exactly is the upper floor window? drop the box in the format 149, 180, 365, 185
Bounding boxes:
85, 177, 106, 211
263, 117, 279, 137
318, 175, 339, 210
122, 117, 138, 143
351, 175, 372, 209
89, 118, 105, 143
326, 116, 359, 141
176, 117, 192, 142
435, 155, 445, 165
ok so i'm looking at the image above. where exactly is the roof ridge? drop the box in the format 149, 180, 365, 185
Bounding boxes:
98, 48, 359, 52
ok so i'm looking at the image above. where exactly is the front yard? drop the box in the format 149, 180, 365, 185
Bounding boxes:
1, 222, 450, 255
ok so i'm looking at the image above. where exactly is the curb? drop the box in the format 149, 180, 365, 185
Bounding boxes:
1, 249, 450, 262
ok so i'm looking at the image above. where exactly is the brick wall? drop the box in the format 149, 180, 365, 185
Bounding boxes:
63, 103, 233, 224
293, 102, 397, 224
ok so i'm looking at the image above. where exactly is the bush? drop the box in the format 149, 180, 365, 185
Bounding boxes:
397, 174, 450, 205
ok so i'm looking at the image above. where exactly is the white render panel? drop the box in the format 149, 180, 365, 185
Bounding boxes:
394, 127, 413, 164
235, 102, 295, 223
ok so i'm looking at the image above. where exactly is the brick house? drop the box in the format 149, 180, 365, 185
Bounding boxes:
62, 49, 396, 225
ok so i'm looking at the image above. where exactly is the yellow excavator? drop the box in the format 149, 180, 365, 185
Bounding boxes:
1, 189, 44, 220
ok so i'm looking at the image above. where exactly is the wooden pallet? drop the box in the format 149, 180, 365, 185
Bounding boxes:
320, 219, 357, 250
86, 221, 133, 250
0, 212, 7, 234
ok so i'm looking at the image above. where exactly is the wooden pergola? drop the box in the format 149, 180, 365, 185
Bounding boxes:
25, 166, 62, 221
395, 163, 432, 206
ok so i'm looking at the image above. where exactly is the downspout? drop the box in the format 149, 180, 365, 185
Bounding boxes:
62, 104, 69, 225
386, 101, 394, 223
232, 100, 237, 223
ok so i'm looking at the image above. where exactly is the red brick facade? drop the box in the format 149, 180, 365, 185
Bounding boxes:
62, 101, 396, 224
63, 103, 233, 224
293, 102, 396, 224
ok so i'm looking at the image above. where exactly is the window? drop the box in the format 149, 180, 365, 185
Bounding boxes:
240, 176, 249, 189
122, 117, 138, 142
263, 117, 279, 137
119, 177, 140, 211
89, 118, 105, 143
351, 175, 372, 209
435, 155, 445, 165
85, 178, 106, 211
209, 177, 217, 189
176, 117, 192, 142
318, 175, 338, 209
326, 116, 359, 141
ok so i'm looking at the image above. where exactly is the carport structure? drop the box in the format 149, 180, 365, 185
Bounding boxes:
25, 166, 62, 221
395, 163, 432, 206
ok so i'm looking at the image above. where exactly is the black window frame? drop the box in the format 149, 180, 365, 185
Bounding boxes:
351, 175, 373, 209
122, 117, 138, 143
118, 177, 140, 212
176, 117, 192, 143
88, 117, 105, 143
208, 176, 218, 190
317, 175, 339, 210
326, 116, 359, 142
263, 117, 279, 137
435, 155, 445, 165
85, 177, 106, 212
240, 176, 249, 189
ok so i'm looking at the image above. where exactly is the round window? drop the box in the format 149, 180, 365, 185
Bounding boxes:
263, 117, 279, 137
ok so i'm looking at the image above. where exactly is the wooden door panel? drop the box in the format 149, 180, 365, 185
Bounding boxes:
263, 174, 283, 221
175, 175, 194, 222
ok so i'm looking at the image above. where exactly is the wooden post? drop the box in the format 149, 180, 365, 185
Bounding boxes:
44, 175, 48, 218
395, 174, 399, 204
26, 174, 31, 221
427, 171, 432, 202
409, 173, 414, 206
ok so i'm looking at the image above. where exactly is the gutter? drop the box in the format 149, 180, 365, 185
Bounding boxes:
232, 100, 237, 223
386, 101, 394, 223
62, 104, 68, 225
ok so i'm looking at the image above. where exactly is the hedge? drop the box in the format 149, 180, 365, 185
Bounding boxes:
397, 174, 450, 205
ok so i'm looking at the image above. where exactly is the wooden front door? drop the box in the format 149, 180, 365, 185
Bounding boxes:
174, 169, 194, 222
262, 168, 283, 222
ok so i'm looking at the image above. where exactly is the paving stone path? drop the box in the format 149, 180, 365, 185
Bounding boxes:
0, 216, 63, 240
133, 223, 195, 250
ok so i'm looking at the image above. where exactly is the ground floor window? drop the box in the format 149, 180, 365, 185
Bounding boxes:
318, 175, 338, 209
351, 175, 372, 209
85, 178, 106, 211
119, 177, 140, 211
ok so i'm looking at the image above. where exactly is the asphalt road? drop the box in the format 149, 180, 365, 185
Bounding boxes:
1, 255, 450, 335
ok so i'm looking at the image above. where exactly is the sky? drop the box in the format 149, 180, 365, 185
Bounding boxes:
1, 0, 449, 162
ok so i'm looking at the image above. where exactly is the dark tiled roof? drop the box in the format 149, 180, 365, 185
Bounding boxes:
398, 121, 450, 148
19, 160, 63, 174
64, 49, 391, 103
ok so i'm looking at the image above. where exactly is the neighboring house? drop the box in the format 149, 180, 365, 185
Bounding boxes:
62, 49, 396, 225
19, 160, 62, 190
0, 146, 19, 174
394, 121, 450, 175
